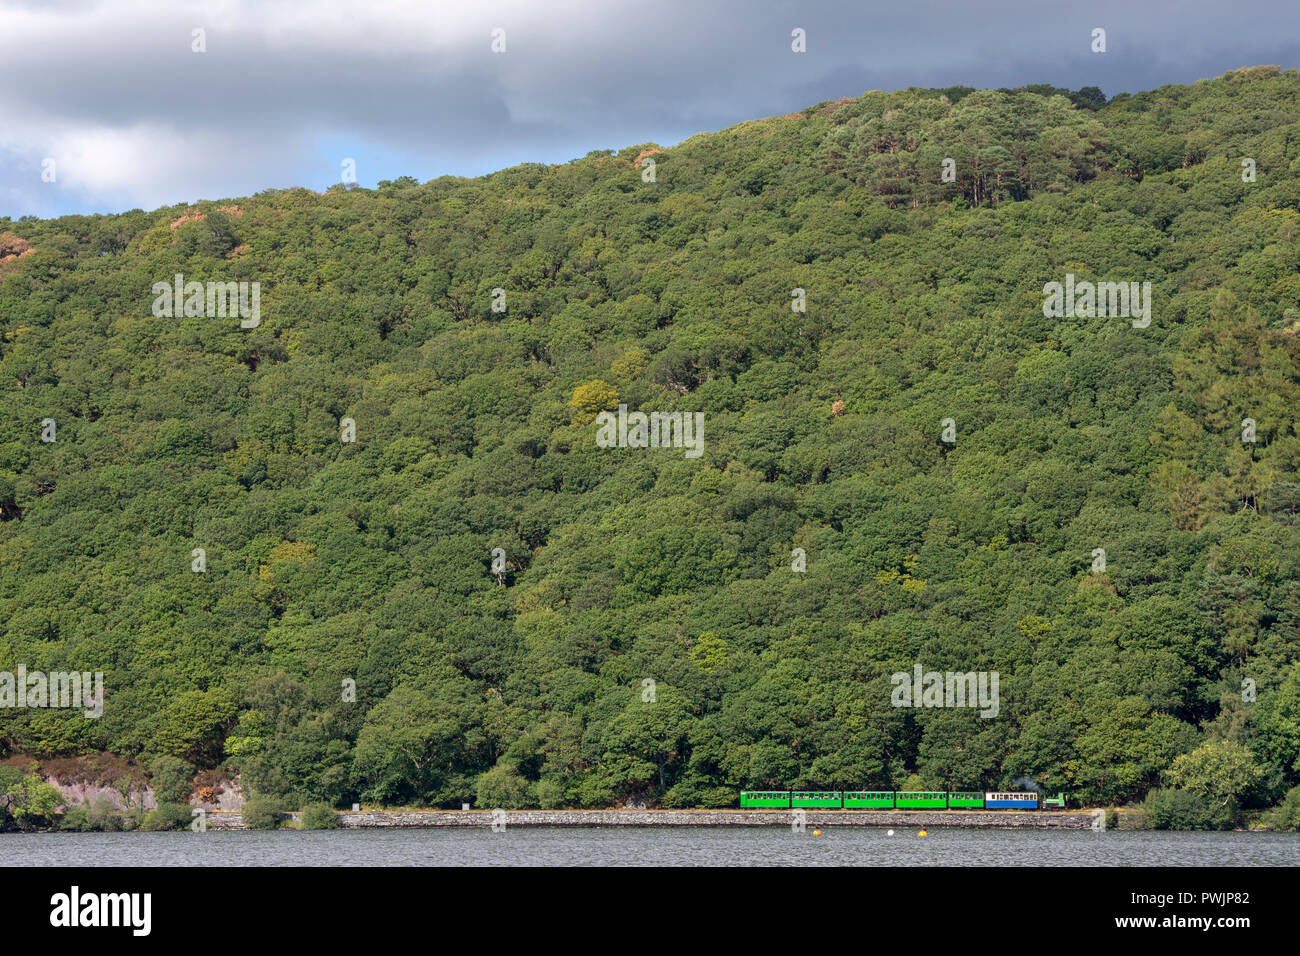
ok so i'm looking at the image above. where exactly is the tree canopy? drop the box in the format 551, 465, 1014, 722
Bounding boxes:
2, 67, 1299, 818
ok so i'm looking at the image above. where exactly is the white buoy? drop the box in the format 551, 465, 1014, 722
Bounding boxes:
887, 829, 894, 836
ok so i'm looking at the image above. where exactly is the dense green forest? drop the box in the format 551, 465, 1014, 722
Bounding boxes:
2, 66, 1300, 828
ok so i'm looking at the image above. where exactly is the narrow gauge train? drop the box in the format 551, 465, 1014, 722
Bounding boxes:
739, 790, 1066, 809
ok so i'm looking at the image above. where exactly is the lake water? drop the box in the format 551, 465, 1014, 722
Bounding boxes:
2, 828, 1297, 866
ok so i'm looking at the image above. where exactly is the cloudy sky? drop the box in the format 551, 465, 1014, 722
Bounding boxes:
2, 0, 1297, 218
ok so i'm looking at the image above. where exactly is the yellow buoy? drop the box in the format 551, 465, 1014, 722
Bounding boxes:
918, 830, 927, 837
813, 829, 822, 835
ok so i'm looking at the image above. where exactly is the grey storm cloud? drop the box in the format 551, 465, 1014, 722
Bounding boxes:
1, 0, 1298, 215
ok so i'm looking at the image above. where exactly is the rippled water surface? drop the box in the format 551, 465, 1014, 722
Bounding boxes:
3, 828, 1297, 866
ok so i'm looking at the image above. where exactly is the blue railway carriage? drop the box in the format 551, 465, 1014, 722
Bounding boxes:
984, 791, 1038, 809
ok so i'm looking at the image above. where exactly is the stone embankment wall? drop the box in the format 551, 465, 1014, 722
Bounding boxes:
204, 809, 1098, 830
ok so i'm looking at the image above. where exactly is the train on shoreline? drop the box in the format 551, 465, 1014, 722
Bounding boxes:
740, 790, 1067, 809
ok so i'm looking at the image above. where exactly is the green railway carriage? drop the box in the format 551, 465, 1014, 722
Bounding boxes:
894, 791, 947, 809
791, 791, 843, 808
740, 791, 792, 808
843, 791, 895, 808
738, 789, 1064, 809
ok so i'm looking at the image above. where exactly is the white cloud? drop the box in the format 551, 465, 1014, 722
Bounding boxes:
1, 0, 1296, 216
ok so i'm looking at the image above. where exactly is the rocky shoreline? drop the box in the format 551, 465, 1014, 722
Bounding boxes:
203, 808, 1101, 829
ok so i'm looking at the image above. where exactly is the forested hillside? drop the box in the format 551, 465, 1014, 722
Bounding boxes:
3, 66, 1300, 823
